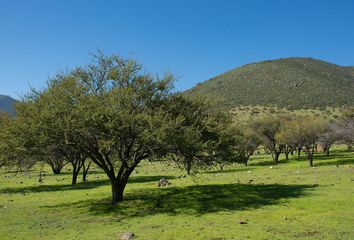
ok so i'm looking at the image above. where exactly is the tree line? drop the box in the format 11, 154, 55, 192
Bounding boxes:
0, 53, 353, 203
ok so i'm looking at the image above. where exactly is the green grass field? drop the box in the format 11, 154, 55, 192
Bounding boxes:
1, 147, 353, 240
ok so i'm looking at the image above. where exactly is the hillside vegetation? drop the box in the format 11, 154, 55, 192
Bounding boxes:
0, 95, 16, 115
230, 105, 345, 122
186, 58, 354, 109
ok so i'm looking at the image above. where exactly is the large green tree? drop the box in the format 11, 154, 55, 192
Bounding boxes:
5, 53, 241, 203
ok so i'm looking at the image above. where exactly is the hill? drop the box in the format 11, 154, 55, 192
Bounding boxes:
0, 94, 16, 115
186, 58, 354, 109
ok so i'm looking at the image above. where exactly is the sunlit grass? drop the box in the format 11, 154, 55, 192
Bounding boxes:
0, 146, 353, 239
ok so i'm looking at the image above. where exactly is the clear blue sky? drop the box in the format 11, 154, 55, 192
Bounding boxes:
1, 0, 354, 99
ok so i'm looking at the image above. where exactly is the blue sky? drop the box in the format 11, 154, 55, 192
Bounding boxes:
1, 0, 354, 99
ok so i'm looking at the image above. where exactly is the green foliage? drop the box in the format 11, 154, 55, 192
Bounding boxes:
237, 123, 262, 165
3, 53, 241, 203
160, 94, 245, 174
249, 115, 285, 162
186, 57, 354, 109
277, 116, 326, 166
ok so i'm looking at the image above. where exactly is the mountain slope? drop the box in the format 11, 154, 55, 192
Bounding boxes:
0, 95, 16, 115
186, 58, 354, 109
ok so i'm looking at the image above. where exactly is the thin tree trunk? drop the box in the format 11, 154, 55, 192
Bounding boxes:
47, 160, 65, 174
308, 156, 313, 167
305, 145, 315, 167
219, 163, 224, 172
72, 170, 79, 185
186, 161, 192, 175
285, 150, 289, 160
52, 167, 62, 174
82, 161, 91, 182
71, 162, 82, 185
274, 151, 280, 163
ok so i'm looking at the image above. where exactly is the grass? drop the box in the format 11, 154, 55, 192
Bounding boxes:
1, 146, 353, 239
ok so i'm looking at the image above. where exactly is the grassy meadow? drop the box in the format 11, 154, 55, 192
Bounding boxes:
1, 146, 353, 240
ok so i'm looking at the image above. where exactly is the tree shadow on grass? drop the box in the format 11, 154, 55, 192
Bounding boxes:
249, 159, 290, 166
206, 167, 251, 174
0, 175, 175, 194
44, 183, 316, 218
251, 150, 354, 167
313, 152, 354, 167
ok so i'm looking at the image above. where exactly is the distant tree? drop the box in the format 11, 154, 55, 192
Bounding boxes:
334, 109, 354, 150
45, 148, 67, 174
277, 116, 326, 167
238, 123, 262, 166
0, 112, 11, 168
318, 122, 338, 156
251, 116, 284, 163
12, 77, 89, 184
162, 95, 244, 174
208, 113, 246, 171
282, 144, 296, 160
0, 110, 37, 171
164, 95, 215, 174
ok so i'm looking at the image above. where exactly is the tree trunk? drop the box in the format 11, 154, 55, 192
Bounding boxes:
47, 160, 65, 174
285, 149, 289, 160
273, 151, 280, 163
305, 145, 315, 167
297, 147, 301, 158
71, 164, 80, 185
219, 163, 224, 172
326, 148, 330, 156
72, 170, 79, 185
82, 161, 91, 182
111, 180, 125, 203
308, 156, 313, 167
52, 167, 62, 174
71, 163, 81, 185
185, 161, 192, 175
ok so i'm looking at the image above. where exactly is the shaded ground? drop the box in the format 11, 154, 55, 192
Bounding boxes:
44, 183, 315, 217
